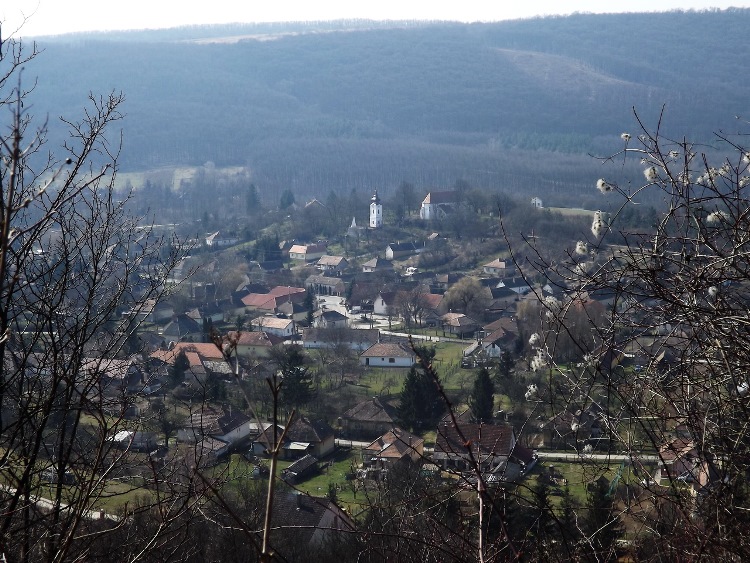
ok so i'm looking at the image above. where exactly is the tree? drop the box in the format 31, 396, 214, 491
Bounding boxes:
397, 346, 444, 431
247, 183, 262, 214
443, 276, 490, 317
279, 188, 296, 210
583, 477, 622, 559
396, 285, 431, 328
0, 34, 187, 561
469, 367, 495, 423
512, 111, 750, 560
270, 343, 314, 409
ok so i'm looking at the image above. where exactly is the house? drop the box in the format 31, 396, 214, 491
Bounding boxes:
234, 330, 283, 358
531, 197, 543, 209
363, 427, 424, 469
288, 243, 328, 262
473, 317, 518, 358
313, 309, 349, 329
441, 312, 479, 338
275, 299, 308, 322
256, 416, 335, 460
316, 255, 348, 274
185, 303, 224, 327
433, 272, 464, 292
79, 356, 147, 396
269, 492, 355, 549
419, 191, 458, 220
340, 397, 398, 438
108, 430, 160, 452
360, 342, 416, 367
433, 421, 535, 481
483, 258, 511, 276
205, 231, 239, 247
540, 408, 603, 449
302, 328, 379, 351
160, 313, 203, 341
385, 241, 420, 260
361, 257, 393, 273
373, 292, 398, 316
250, 316, 296, 339
241, 286, 307, 314
179, 406, 273, 452
656, 438, 715, 489
305, 274, 346, 296
149, 342, 233, 383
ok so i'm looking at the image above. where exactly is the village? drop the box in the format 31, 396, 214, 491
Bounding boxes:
53, 184, 706, 553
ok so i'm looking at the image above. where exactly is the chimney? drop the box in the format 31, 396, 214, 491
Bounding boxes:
295, 491, 303, 509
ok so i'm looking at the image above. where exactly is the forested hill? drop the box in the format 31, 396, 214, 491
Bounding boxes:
23, 9, 750, 204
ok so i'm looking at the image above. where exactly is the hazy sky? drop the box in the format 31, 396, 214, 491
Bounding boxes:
3, 0, 749, 37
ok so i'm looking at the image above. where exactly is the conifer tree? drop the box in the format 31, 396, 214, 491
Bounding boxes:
469, 367, 496, 423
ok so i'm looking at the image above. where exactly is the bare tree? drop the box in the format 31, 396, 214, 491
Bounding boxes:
515, 110, 750, 560
0, 34, 190, 562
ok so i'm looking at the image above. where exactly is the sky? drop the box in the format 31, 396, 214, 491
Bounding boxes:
2, 0, 749, 37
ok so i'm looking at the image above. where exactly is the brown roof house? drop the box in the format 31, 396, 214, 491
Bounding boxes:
316, 255, 349, 274
441, 312, 480, 338
363, 427, 424, 470
482, 258, 513, 277
255, 416, 335, 460
289, 243, 327, 262
250, 316, 296, 339
340, 397, 398, 439
361, 257, 393, 274
433, 421, 535, 483
360, 342, 416, 368
233, 330, 283, 359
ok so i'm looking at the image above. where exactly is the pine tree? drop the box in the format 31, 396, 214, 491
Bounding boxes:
584, 477, 623, 559
469, 367, 495, 423
271, 344, 314, 408
397, 366, 423, 431
398, 347, 445, 431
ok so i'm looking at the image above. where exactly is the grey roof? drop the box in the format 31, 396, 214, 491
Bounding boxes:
342, 397, 397, 423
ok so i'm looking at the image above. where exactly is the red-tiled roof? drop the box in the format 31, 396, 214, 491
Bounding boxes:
365, 427, 423, 460
422, 191, 457, 205
150, 342, 225, 365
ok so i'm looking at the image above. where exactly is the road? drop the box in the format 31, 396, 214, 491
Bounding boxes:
335, 440, 659, 465
316, 295, 470, 344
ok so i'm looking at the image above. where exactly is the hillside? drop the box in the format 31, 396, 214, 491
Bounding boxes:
19, 9, 750, 206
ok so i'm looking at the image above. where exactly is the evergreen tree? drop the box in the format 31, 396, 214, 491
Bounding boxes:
304, 288, 315, 325
559, 484, 580, 551
271, 344, 314, 408
497, 350, 513, 380
469, 367, 495, 423
398, 346, 445, 431
584, 477, 623, 560
247, 183, 261, 214
279, 188, 296, 210
527, 475, 559, 561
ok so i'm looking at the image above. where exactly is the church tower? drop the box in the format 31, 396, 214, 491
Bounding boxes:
369, 189, 383, 228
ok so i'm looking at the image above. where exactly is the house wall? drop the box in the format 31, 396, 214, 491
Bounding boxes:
373, 297, 390, 316
314, 434, 336, 458
220, 423, 254, 446
360, 355, 414, 367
